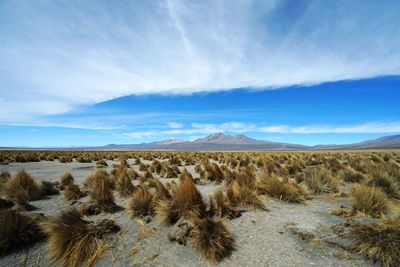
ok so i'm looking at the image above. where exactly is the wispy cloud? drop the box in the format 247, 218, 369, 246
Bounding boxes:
116, 131, 157, 139
168, 122, 184, 129
160, 121, 400, 135
1, 0, 400, 122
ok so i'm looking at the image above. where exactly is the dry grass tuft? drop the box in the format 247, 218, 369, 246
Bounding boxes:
0, 210, 45, 255
40, 181, 59, 196
60, 172, 74, 187
4, 170, 41, 202
352, 217, 400, 267
63, 184, 83, 202
85, 170, 116, 212
155, 176, 206, 225
257, 174, 305, 203
189, 214, 235, 262
128, 185, 154, 218
304, 167, 339, 194
210, 191, 241, 219
350, 184, 389, 217
116, 170, 135, 198
41, 209, 120, 267
227, 180, 266, 210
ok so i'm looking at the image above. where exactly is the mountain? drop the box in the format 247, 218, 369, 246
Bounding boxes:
315, 134, 400, 150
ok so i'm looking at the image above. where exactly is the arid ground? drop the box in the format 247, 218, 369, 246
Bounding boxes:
1, 150, 399, 266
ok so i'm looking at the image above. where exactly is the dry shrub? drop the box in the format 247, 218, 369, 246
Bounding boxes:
128, 185, 154, 218
189, 214, 235, 262
227, 180, 266, 210
4, 170, 41, 201
153, 179, 171, 203
304, 167, 339, 194
155, 175, 206, 225
352, 217, 400, 267
60, 172, 74, 187
41, 209, 120, 267
257, 174, 305, 203
64, 184, 83, 202
0, 210, 44, 255
350, 184, 388, 217
85, 170, 116, 212
116, 170, 135, 197
200, 163, 224, 183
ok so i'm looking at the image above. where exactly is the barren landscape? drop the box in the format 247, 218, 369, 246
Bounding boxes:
1, 150, 399, 266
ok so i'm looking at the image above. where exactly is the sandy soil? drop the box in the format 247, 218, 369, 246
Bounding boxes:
0, 160, 374, 267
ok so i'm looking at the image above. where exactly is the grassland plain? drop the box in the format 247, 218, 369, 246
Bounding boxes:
0, 150, 399, 266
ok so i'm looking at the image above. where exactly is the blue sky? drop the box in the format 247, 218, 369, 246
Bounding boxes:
1, 0, 400, 147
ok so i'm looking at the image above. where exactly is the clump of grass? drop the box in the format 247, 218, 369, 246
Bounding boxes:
4, 170, 41, 202
304, 167, 339, 194
189, 214, 235, 262
367, 164, 400, 198
116, 170, 135, 198
63, 184, 83, 202
128, 185, 154, 218
41, 209, 120, 267
350, 184, 389, 217
209, 191, 241, 219
153, 179, 171, 203
60, 172, 74, 187
85, 170, 116, 212
0, 171, 11, 188
0, 210, 45, 255
155, 174, 206, 225
257, 174, 305, 203
96, 159, 108, 168
339, 167, 366, 183
352, 216, 400, 267
199, 162, 224, 183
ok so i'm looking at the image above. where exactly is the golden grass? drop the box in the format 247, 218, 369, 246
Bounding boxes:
128, 185, 154, 218
116, 170, 135, 198
85, 170, 116, 212
210, 191, 241, 219
4, 170, 41, 202
352, 216, 400, 267
63, 184, 83, 202
350, 184, 389, 217
155, 175, 206, 225
227, 180, 266, 210
304, 167, 339, 194
41, 209, 119, 267
60, 172, 74, 187
0, 210, 44, 255
189, 214, 235, 262
257, 174, 305, 203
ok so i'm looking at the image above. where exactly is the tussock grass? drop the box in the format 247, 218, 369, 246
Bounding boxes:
41, 209, 120, 267
304, 167, 339, 194
352, 217, 400, 267
0, 210, 44, 255
85, 170, 116, 212
128, 185, 154, 218
340, 167, 366, 183
60, 172, 74, 187
155, 174, 205, 225
209, 191, 241, 219
116, 170, 135, 198
4, 170, 41, 202
40, 181, 59, 196
350, 184, 389, 217
257, 174, 305, 203
227, 180, 266, 210
64, 184, 83, 202
189, 214, 235, 262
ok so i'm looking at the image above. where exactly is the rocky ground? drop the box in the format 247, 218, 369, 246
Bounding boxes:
0, 160, 374, 267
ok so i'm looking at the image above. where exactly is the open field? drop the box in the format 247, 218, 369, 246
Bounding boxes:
1, 150, 400, 266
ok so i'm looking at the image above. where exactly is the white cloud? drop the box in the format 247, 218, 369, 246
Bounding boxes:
116, 131, 156, 139
160, 121, 400, 135
168, 122, 184, 129
1, 0, 400, 122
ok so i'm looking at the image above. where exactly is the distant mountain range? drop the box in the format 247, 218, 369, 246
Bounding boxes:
97, 133, 400, 151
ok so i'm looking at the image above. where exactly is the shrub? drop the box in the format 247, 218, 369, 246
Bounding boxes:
4, 170, 41, 201
352, 216, 400, 267
350, 184, 388, 217
85, 170, 116, 212
41, 209, 120, 267
0, 210, 44, 255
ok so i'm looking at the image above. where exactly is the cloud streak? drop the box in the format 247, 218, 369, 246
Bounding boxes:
1, 0, 400, 122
